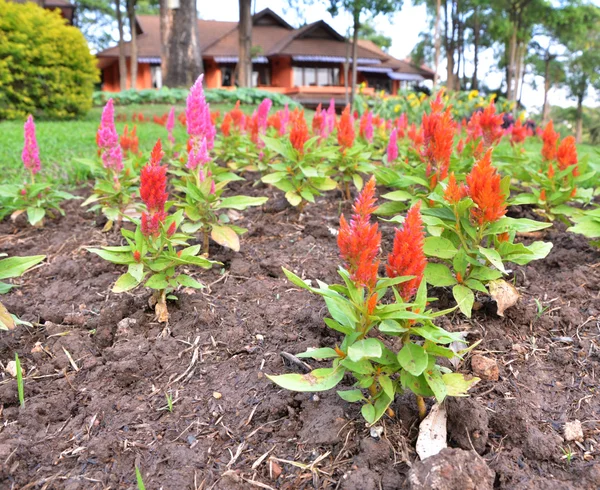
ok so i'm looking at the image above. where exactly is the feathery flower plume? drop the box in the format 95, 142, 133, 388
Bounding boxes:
408, 124, 424, 150
386, 202, 427, 302
120, 125, 139, 156
186, 74, 216, 149
510, 119, 528, 146
221, 113, 233, 137
466, 102, 504, 148
337, 105, 355, 150
548, 162, 555, 179
267, 112, 283, 134
421, 94, 455, 185
326, 98, 337, 133
465, 149, 507, 225
187, 137, 211, 170
97, 99, 123, 172
359, 111, 374, 143
312, 103, 324, 136
257, 98, 272, 129
556, 135, 577, 171
22, 115, 41, 175
140, 141, 168, 236
541, 121, 559, 161
444, 173, 465, 204
230, 101, 245, 130
166, 107, 176, 145
337, 177, 380, 291
290, 111, 309, 154
387, 128, 399, 163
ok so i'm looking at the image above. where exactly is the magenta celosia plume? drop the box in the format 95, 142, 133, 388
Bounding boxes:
257, 98, 272, 130
22, 115, 41, 175
166, 107, 175, 145
96, 99, 123, 172
186, 137, 211, 170
186, 74, 216, 150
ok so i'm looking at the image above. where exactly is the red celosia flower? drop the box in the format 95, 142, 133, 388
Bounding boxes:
141, 212, 166, 237
541, 121, 559, 161
408, 124, 424, 150
548, 162, 555, 179
457, 138, 465, 154
570, 187, 577, 198
120, 125, 139, 156
466, 102, 504, 148
556, 136, 577, 171
510, 119, 528, 146
465, 149, 507, 225
153, 114, 168, 126
133, 250, 141, 262
140, 141, 168, 237
167, 221, 177, 237
221, 113, 232, 137
421, 95, 455, 184
367, 292, 378, 315
540, 189, 547, 202
337, 105, 355, 150
211, 111, 220, 125
268, 112, 282, 133
337, 177, 380, 290
289, 112, 309, 154
149, 139, 164, 166
312, 104, 324, 136
386, 202, 427, 302
497, 232, 509, 242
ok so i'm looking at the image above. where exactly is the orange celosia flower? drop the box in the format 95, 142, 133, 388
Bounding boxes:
570, 187, 577, 198
421, 94, 455, 184
367, 292, 378, 315
289, 112, 309, 154
149, 139, 164, 166
120, 125, 139, 156
386, 202, 427, 302
497, 232, 509, 242
541, 121, 559, 161
556, 136, 577, 171
230, 101, 245, 129
337, 177, 380, 290
548, 162, 555, 179
465, 149, 507, 225
312, 104, 324, 136
221, 113, 233, 137
337, 105, 355, 150
444, 173, 462, 204
408, 124, 424, 150
510, 119, 528, 146
466, 102, 504, 148
268, 112, 282, 133
540, 189, 546, 202
211, 110, 220, 125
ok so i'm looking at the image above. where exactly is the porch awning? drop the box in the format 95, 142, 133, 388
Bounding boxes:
357, 66, 392, 73
388, 72, 425, 81
214, 56, 269, 64
139, 57, 161, 64
292, 55, 381, 65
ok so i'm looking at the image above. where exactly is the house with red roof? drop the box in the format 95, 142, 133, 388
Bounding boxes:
96, 8, 434, 102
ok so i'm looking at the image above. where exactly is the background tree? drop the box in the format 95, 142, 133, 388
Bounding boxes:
160, 0, 203, 87
238, 0, 252, 87
115, 0, 127, 90
358, 19, 392, 51
126, 0, 138, 89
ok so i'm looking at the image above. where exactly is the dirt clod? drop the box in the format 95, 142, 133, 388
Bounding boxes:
470, 354, 499, 381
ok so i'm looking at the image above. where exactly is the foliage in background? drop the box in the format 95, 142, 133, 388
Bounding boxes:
0, 0, 98, 120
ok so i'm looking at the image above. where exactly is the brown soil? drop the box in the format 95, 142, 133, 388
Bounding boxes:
0, 184, 599, 489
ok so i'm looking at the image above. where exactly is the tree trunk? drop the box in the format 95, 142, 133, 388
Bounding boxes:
350, 10, 360, 108
444, 0, 455, 90
513, 42, 523, 112
541, 56, 550, 124
238, 0, 252, 87
575, 94, 584, 143
159, 0, 173, 83
507, 24, 518, 101
433, 0, 441, 90
471, 7, 479, 90
163, 0, 203, 87
116, 0, 127, 91
344, 37, 350, 105
127, 0, 138, 90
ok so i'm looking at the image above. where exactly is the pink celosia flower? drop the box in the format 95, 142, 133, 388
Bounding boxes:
387, 127, 398, 163
186, 74, 216, 150
257, 98, 272, 130
326, 98, 336, 133
186, 137, 211, 170
166, 107, 175, 145
360, 111, 374, 143
96, 99, 123, 172
22, 115, 41, 175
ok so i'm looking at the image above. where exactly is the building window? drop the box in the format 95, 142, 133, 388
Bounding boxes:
151, 65, 162, 89
293, 66, 303, 86
221, 67, 234, 87
292, 66, 340, 86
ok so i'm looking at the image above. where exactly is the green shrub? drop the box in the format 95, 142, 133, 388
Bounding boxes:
93, 87, 301, 108
0, 0, 98, 120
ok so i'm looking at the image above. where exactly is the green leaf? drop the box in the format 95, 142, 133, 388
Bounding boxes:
568, 219, 600, 238
27, 207, 45, 226
296, 347, 339, 359
347, 338, 382, 362
397, 342, 429, 376
452, 284, 475, 318
485, 217, 552, 235
211, 224, 240, 252
0, 255, 45, 280
216, 196, 268, 210
508, 241, 553, 265
181, 222, 204, 234
267, 366, 346, 392
87, 248, 133, 265
113, 273, 140, 293
127, 263, 144, 282
352, 173, 363, 191
282, 268, 313, 291
337, 389, 365, 402
145, 273, 169, 290
361, 403, 376, 424
410, 324, 465, 344
442, 373, 479, 397
285, 191, 302, 207
379, 375, 395, 400
424, 368, 448, 403
378, 319, 409, 335
400, 370, 434, 397
261, 171, 288, 184
382, 190, 412, 201
424, 236, 458, 259
424, 263, 457, 287
468, 266, 503, 282
176, 274, 204, 289
479, 247, 506, 273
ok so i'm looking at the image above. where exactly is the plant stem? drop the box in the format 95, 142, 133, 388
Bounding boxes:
202, 229, 210, 256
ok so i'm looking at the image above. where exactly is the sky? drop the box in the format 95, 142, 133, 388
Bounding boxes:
198, 0, 599, 113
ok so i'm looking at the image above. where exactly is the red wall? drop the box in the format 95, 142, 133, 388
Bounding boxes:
101, 60, 153, 92
270, 56, 292, 88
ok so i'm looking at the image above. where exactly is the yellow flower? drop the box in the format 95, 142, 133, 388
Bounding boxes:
394, 104, 401, 113
407, 93, 416, 100
419, 92, 427, 101
468, 89, 479, 100
490, 93, 498, 101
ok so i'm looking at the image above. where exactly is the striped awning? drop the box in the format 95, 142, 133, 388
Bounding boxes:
139, 57, 161, 64
214, 56, 269, 64
357, 66, 392, 73
388, 72, 425, 81
292, 55, 381, 65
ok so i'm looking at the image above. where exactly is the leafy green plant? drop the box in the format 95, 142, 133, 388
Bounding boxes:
268, 179, 477, 424
165, 393, 174, 412
15, 352, 24, 408
135, 466, 146, 490
421, 151, 553, 317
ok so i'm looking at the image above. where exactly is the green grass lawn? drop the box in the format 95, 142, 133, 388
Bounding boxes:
0, 103, 597, 187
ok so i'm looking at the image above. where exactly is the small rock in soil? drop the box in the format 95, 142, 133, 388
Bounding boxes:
564, 420, 584, 442
471, 354, 499, 381
229, 257, 252, 276
446, 397, 489, 455
406, 448, 495, 490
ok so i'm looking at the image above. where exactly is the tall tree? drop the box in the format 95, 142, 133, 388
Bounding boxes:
238, 0, 253, 87
327, 0, 403, 106
126, 0, 138, 89
115, 0, 127, 90
358, 20, 392, 51
160, 0, 203, 87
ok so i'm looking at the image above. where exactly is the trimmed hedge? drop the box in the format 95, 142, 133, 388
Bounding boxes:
93, 87, 301, 108
0, 0, 98, 120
